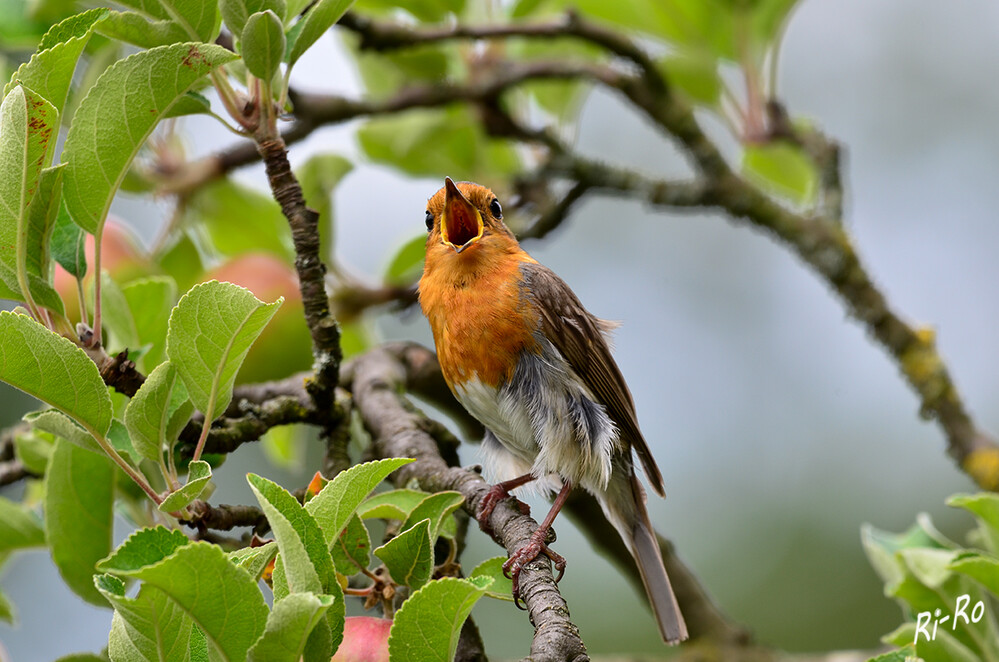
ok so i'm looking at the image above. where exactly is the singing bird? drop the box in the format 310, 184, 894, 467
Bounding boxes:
419, 178, 688, 644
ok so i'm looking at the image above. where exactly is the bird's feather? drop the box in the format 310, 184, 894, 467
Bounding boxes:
518, 262, 666, 497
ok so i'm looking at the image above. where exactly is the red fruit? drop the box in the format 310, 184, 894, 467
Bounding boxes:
331, 617, 391, 662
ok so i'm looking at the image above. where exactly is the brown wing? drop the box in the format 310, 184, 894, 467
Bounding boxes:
520, 262, 666, 497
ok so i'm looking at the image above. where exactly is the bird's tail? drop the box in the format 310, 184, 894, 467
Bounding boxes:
599, 471, 688, 644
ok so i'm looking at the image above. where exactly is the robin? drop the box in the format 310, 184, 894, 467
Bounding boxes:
419, 178, 688, 644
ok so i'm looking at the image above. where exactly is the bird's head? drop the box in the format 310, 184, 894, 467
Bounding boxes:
424, 178, 518, 263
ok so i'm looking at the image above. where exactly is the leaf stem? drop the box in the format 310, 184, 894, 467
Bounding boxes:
159, 457, 180, 492
211, 70, 251, 130
192, 388, 218, 463
86, 425, 161, 505
75, 276, 88, 328
92, 231, 103, 348
193, 417, 211, 463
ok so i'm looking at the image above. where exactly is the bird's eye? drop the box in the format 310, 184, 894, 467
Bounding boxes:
425, 209, 434, 232
489, 198, 503, 219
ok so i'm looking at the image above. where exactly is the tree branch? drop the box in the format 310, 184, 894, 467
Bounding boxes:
346, 346, 589, 662
338, 10, 663, 90
176, 394, 315, 458
256, 136, 342, 416
0, 459, 34, 487
182, 500, 269, 534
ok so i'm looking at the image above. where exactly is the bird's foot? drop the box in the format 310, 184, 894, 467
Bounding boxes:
476, 483, 531, 536
502, 530, 566, 610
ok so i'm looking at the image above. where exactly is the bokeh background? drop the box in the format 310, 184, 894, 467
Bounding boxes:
3, 0, 999, 658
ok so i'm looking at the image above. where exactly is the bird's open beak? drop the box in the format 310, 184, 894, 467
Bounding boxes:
441, 177, 483, 253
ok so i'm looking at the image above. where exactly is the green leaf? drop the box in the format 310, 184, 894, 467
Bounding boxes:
122, 275, 177, 370
508, 38, 597, 122
38, 8, 111, 50
247, 473, 343, 653
949, 493, 999, 555
260, 424, 305, 470
286, 0, 356, 69
221, 0, 287, 36
352, 42, 451, 101
159, 232, 203, 293
5, 9, 107, 117
751, 0, 799, 46
100, 527, 191, 573
247, 593, 335, 662
0, 496, 45, 551
0, 587, 15, 624
305, 457, 414, 548
0, 85, 60, 310
229, 541, 278, 579
13, 428, 53, 474
99, 540, 269, 662
402, 491, 464, 540
242, 11, 285, 81
949, 551, 999, 595
387, 576, 492, 662
96, 11, 190, 49
330, 513, 370, 575
742, 142, 818, 205
163, 90, 212, 119
469, 556, 513, 601
21, 165, 64, 291
373, 519, 433, 590
358, 106, 519, 181
0, 311, 113, 436
100, 271, 138, 352
107, 418, 137, 465
899, 548, 959, 590
45, 437, 115, 606
296, 153, 351, 261
97, 573, 199, 662
659, 55, 722, 106
125, 361, 185, 463
247, 473, 334, 594
24, 408, 101, 453
158, 460, 212, 512
166, 280, 283, 421
884, 623, 977, 662
358, 488, 429, 520
353, 0, 463, 22
865, 649, 917, 662
156, 0, 222, 42
384, 235, 425, 286
62, 43, 237, 236
51, 200, 87, 278
183, 178, 294, 263
545, 0, 736, 59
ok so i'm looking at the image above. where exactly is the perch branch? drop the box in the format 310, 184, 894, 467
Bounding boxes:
346, 346, 589, 662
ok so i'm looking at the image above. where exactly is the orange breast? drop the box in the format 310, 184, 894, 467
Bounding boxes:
420, 242, 539, 390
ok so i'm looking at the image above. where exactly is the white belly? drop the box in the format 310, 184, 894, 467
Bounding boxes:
453, 342, 619, 493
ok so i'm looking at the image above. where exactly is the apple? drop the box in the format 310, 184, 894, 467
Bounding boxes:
331, 617, 391, 662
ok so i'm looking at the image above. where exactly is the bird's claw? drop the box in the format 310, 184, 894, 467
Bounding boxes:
502, 535, 567, 610
476, 484, 531, 536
